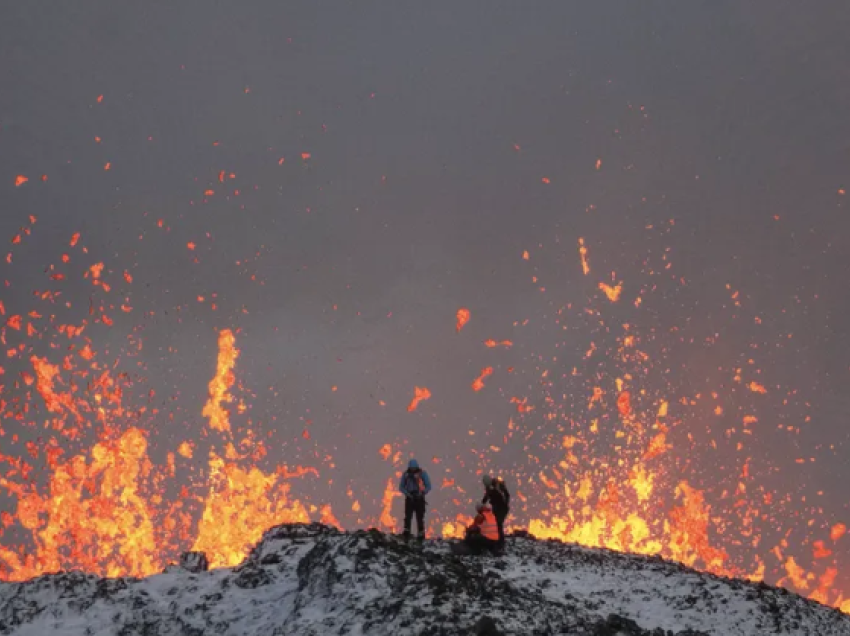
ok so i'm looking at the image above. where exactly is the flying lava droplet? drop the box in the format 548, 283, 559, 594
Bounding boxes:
579, 238, 590, 275
599, 281, 622, 302
407, 386, 432, 412
472, 367, 494, 392
202, 329, 239, 432
617, 391, 632, 416
456, 308, 470, 333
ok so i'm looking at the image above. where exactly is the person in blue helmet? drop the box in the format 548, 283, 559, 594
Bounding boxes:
399, 458, 431, 539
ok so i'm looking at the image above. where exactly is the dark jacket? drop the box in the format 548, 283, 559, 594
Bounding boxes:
482, 479, 510, 515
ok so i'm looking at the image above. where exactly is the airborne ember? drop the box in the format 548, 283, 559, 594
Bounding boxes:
1, 0, 849, 618
1, 223, 847, 609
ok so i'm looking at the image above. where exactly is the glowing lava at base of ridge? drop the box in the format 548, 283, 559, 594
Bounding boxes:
0, 257, 847, 613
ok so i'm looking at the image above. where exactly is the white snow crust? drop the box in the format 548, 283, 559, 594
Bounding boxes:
1, 523, 848, 636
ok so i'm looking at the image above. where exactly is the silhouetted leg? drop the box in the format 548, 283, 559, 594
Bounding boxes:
495, 511, 507, 548
403, 497, 413, 536
415, 498, 426, 536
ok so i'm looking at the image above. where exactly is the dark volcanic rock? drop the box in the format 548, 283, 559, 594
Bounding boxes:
234, 564, 273, 589
473, 616, 505, 635
0, 523, 847, 636
179, 552, 209, 573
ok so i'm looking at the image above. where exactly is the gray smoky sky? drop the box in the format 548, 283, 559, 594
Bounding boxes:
1, 2, 850, 593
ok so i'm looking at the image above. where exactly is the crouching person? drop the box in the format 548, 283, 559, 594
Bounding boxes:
463, 503, 501, 555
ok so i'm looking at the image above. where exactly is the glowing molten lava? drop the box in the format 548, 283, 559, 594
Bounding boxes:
191, 452, 310, 568
0, 228, 847, 616
472, 367, 494, 392
407, 386, 432, 412
202, 329, 238, 433
599, 281, 622, 302
0, 429, 160, 580
578, 238, 590, 275
0, 330, 327, 580
456, 307, 470, 333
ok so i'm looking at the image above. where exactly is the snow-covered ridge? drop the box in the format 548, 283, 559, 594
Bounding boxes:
1, 523, 848, 636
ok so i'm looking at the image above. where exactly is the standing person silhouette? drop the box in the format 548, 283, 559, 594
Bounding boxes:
399, 459, 431, 539
482, 475, 510, 551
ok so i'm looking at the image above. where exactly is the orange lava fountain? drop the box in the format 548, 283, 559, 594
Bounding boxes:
0, 227, 847, 616
0, 325, 325, 580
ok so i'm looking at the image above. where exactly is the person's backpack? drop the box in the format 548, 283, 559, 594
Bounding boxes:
494, 478, 510, 507
404, 471, 426, 496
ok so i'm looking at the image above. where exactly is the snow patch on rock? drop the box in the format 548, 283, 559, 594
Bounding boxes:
1, 523, 847, 636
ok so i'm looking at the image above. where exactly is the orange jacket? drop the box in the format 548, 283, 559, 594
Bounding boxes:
473, 510, 499, 541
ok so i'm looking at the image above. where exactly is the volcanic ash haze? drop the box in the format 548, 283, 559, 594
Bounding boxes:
1, 0, 849, 616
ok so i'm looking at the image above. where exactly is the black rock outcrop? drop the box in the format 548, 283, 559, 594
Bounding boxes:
1, 523, 847, 636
